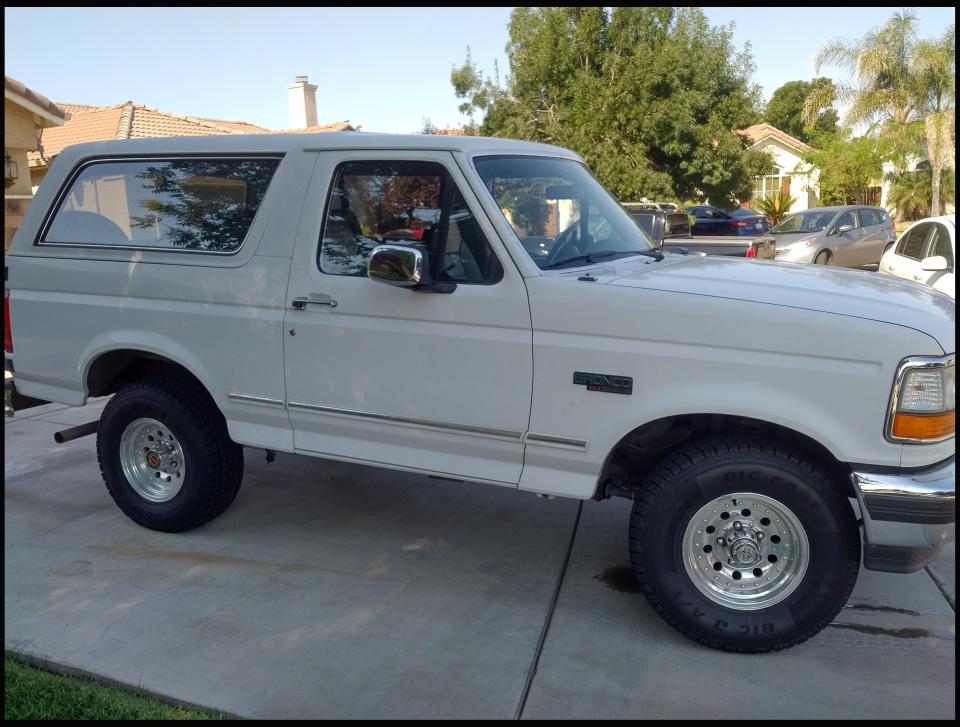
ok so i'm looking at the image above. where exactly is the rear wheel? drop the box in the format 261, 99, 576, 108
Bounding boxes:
814, 250, 833, 265
97, 378, 244, 532
629, 437, 860, 652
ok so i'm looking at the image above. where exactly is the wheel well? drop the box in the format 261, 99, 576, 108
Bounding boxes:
86, 350, 211, 401
594, 414, 854, 501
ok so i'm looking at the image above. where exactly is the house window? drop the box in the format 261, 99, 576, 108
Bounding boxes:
751, 170, 792, 200
864, 186, 882, 206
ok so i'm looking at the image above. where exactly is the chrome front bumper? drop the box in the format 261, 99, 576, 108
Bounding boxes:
851, 456, 955, 573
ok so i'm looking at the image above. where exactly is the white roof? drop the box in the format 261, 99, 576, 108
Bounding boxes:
50, 131, 582, 164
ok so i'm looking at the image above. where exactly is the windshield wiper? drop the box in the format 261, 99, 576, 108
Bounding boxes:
546, 249, 661, 269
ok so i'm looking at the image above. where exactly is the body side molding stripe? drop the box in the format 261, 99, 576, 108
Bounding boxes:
525, 433, 590, 450
227, 392, 286, 407
286, 401, 524, 440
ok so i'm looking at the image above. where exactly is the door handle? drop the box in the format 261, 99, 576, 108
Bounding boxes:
291, 294, 337, 309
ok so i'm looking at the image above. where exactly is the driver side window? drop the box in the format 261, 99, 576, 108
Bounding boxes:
834, 210, 858, 231
318, 160, 502, 284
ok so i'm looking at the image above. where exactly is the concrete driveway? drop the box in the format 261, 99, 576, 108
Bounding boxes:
5, 400, 955, 719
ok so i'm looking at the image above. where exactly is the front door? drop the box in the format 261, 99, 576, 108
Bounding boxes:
888, 221, 931, 283
283, 150, 533, 484
831, 209, 861, 266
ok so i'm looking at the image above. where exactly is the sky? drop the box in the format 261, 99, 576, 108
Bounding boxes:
4, 7, 955, 135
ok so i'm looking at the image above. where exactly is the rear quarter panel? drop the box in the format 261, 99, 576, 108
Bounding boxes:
5, 146, 315, 451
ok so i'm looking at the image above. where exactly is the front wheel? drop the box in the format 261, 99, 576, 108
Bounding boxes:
629, 438, 860, 652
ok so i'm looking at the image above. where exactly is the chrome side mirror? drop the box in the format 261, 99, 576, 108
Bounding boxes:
368, 244, 425, 287
835, 223, 854, 234
920, 255, 949, 272
367, 244, 457, 294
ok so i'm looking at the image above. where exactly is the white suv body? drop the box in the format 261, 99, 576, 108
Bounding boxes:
5, 133, 955, 652
880, 215, 955, 298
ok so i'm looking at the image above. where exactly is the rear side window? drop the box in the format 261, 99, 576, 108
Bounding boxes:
896, 223, 931, 260
859, 208, 881, 227
41, 157, 281, 252
630, 213, 656, 237
923, 223, 954, 269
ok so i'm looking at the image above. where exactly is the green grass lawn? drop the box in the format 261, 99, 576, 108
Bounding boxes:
4, 654, 224, 720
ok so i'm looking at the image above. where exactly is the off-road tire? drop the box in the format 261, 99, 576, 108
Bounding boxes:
97, 378, 244, 532
629, 437, 860, 653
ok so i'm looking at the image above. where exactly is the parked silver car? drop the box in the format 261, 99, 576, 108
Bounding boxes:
772, 206, 896, 267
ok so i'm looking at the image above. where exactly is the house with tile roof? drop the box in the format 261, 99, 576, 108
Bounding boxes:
737, 123, 821, 214
28, 76, 353, 190
5, 76, 65, 251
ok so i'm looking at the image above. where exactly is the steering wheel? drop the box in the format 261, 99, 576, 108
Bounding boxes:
545, 226, 594, 267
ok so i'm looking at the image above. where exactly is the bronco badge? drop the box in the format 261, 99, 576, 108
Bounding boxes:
573, 371, 633, 395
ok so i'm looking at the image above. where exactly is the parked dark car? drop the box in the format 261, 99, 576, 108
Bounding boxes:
685, 205, 770, 236
627, 207, 775, 259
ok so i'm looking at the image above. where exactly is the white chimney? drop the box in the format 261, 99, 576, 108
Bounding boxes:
287, 75, 318, 129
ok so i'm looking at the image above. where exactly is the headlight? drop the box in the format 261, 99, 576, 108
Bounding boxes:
886, 355, 956, 442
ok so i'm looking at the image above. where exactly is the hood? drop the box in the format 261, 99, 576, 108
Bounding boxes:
770, 231, 822, 245
590, 255, 955, 353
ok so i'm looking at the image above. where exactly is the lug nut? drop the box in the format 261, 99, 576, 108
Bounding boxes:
716, 537, 726, 546
734, 521, 743, 530
756, 531, 764, 540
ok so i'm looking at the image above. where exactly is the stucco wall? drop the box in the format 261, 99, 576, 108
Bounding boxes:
752, 138, 818, 213
4, 100, 40, 251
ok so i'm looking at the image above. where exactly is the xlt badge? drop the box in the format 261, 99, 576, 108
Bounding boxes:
573, 371, 633, 395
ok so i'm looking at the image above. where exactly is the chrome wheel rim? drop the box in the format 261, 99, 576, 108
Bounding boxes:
119, 417, 186, 502
682, 492, 809, 611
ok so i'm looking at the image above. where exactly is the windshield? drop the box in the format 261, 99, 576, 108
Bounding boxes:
473, 155, 655, 269
771, 209, 836, 234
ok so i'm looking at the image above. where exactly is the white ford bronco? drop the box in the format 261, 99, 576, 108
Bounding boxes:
5, 133, 955, 652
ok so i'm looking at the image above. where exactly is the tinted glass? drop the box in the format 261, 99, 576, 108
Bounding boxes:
44, 158, 280, 252
897, 223, 931, 260
629, 212, 656, 238
771, 210, 835, 234
923, 223, 954, 268
834, 210, 858, 231
859, 208, 881, 227
318, 160, 501, 284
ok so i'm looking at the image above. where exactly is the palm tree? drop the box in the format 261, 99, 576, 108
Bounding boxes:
804, 12, 956, 217
755, 190, 797, 226
803, 10, 918, 137
911, 26, 955, 216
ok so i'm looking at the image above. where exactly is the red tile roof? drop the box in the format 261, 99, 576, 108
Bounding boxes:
738, 123, 813, 153
29, 101, 354, 167
5, 76, 66, 124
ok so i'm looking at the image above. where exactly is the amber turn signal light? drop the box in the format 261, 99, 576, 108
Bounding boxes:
891, 410, 956, 440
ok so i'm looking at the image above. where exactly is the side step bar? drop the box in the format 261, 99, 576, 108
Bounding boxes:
53, 421, 99, 444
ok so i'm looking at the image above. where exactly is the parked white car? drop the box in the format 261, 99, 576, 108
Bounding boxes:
880, 215, 955, 298
5, 133, 955, 653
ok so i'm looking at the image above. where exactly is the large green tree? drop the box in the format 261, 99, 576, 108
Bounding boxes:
451, 7, 774, 206
764, 79, 838, 142
797, 130, 885, 206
